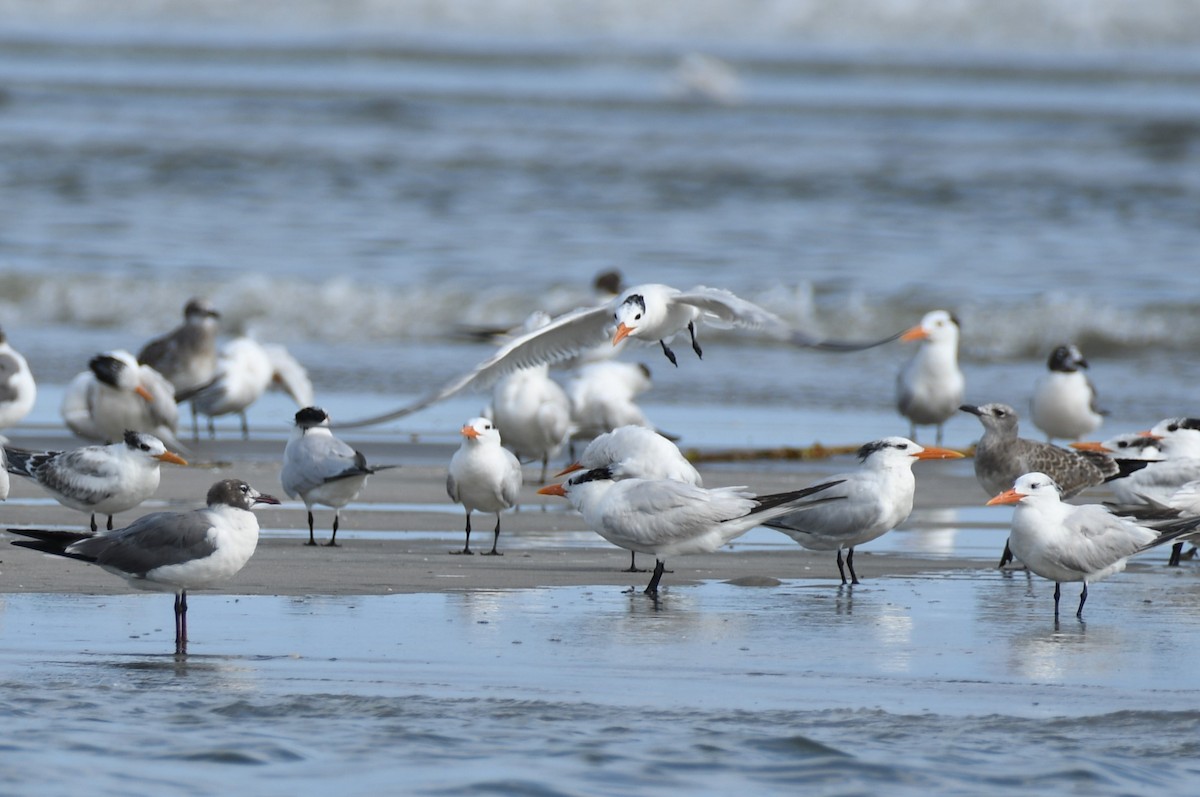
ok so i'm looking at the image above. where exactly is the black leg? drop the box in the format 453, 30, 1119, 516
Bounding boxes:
107, 515, 114, 531
539, 454, 548, 485
998, 540, 1014, 568
174, 591, 189, 654
90, 514, 98, 533
452, 513, 474, 554
325, 512, 340, 546
305, 510, 317, 546
644, 559, 666, 595
1053, 582, 1061, 618
847, 547, 860, 585
240, 411, 250, 440
623, 550, 645, 573
835, 549, 848, 585
482, 514, 503, 556
207, 415, 216, 440
1076, 583, 1088, 619
659, 340, 678, 367
688, 321, 702, 359
191, 405, 200, 442
1169, 542, 1183, 567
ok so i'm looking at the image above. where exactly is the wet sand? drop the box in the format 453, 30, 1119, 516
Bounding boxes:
1, 432, 995, 596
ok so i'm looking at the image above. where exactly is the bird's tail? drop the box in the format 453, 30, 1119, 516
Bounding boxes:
1138, 515, 1200, 553
3, 446, 52, 479
751, 479, 846, 515
8, 528, 98, 562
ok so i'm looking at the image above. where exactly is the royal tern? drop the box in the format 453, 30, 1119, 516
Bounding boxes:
558, 425, 701, 571
5, 431, 187, 531
60, 351, 186, 451
963, 402, 1118, 567
137, 298, 221, 438
538, 469, 844, 595
336, 283, 901, 428
1030, 344, 1106, 442
1071, 432, 1167, 504
281, 407, 395, 547
0, 326, 36, 435
567, 361, 654, 444
766, 437, 963, 584
447, 416, 524, 556
9, 478, 279, 652
986, 472, 1199, 619
1078, 419, 1200, 506
896, 310, 964, 446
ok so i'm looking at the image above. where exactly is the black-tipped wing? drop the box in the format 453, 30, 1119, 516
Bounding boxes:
68, 510, 218, 578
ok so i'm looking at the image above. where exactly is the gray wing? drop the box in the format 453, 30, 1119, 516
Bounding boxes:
69, 509, 217, 577
283, 436, 371, 495
1053, 505, 1150, 572
336, 303, 613, 428
678, 286, 903, 351
35, 447, 122, 505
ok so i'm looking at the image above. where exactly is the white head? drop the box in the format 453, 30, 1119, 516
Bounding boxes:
901, 310, 960, 347
460, 416, 502, 446
856, 436, 964, 468
122, 430, 188, 466
1146, 418, 1200, 457
986, 472, 1062, 506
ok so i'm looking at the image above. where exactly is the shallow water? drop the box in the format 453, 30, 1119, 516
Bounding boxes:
2, 571, 1200, 796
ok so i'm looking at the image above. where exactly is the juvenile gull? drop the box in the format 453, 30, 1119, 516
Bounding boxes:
962, 402, 1118, 567
987, 472, 1200, 619
5, 431, 187, 531
766, 437, 963, 584
1030, 344, 1106, 442
539, 469, 844, 596
896, 310, 964, 445
447, 416, 523, 556
137, 297, 221, 438
9, 479, 279, 653
281, 407, 395, 547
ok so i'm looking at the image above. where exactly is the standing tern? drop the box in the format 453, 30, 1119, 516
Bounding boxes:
765, 437, 964, 584
0, 326, 36, 435
9, 478, 279, 653
557, 425, 702, 571
336, 283, 902, 428
447, 416, 524, 556
896, 310, 964, 446
1030, 344, 1106, 442
538, 469, 844, 595
5, 431, 187, 531
986, 472, 1200, 619
281, 407, 396, 547
60, 351, 186, 451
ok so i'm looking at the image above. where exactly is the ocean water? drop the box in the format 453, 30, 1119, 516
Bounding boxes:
2, 3, 1200, 793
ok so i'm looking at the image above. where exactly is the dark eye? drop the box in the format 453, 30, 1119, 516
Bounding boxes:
1117, 441, 1129, 449
240, 484, 250, 493
1169, 424, 1179, 432
634, 313, 642, 320
896, 443, 908, 450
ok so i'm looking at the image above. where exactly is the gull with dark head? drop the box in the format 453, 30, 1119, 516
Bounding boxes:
9, 478, 279, 653
766, 437, 963, 584
281, 407, 395, 547
1030, 344, 1106, 442
5, 431, 187, 531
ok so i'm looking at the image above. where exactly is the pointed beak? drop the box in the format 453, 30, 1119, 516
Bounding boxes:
1069, 441, 1111, 453
899, 324, 929, 343
254, 493, 282, 506
555, 462, 583, 478
959, 404, 982, 416
612, 322, 633, 346
537, 483, 567, 497
135, 385, 154, 402
986, 488, 1025, 506
461, 425, 479, 439
912, 446, 964, 460
156, 451, 188, 466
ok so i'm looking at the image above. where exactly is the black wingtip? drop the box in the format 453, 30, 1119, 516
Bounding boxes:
790, 329, 906, 352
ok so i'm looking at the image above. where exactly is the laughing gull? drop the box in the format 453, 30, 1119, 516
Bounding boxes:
766, 438, 964, 584
963, 402, 1119, 567
1030, 344, 1106, 442
447, 416, 523, 556
896, 310, 964, 446
281, 407, 396, 547
137, 297, 221, 438
5, 431, 187, 531
9, 478, 279, 652
61, 350, 185, 451
0, 326, 36, 435
539, 469, 845, 596
987, 472, 1200, 619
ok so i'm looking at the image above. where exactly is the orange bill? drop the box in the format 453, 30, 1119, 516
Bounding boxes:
913, 446, 964, 460
986, 488, 1025, 506
537, 483, 566, 497
156, 452, 188, 466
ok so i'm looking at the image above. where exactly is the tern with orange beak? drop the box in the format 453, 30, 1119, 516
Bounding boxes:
766, 437, 964, 584
5, 431, 187, 532
335, 283, 901, 429
986, 472, 1200, 619
539, 469, 845, 596
895, 310, 964, 445
447, 416, 523, 556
